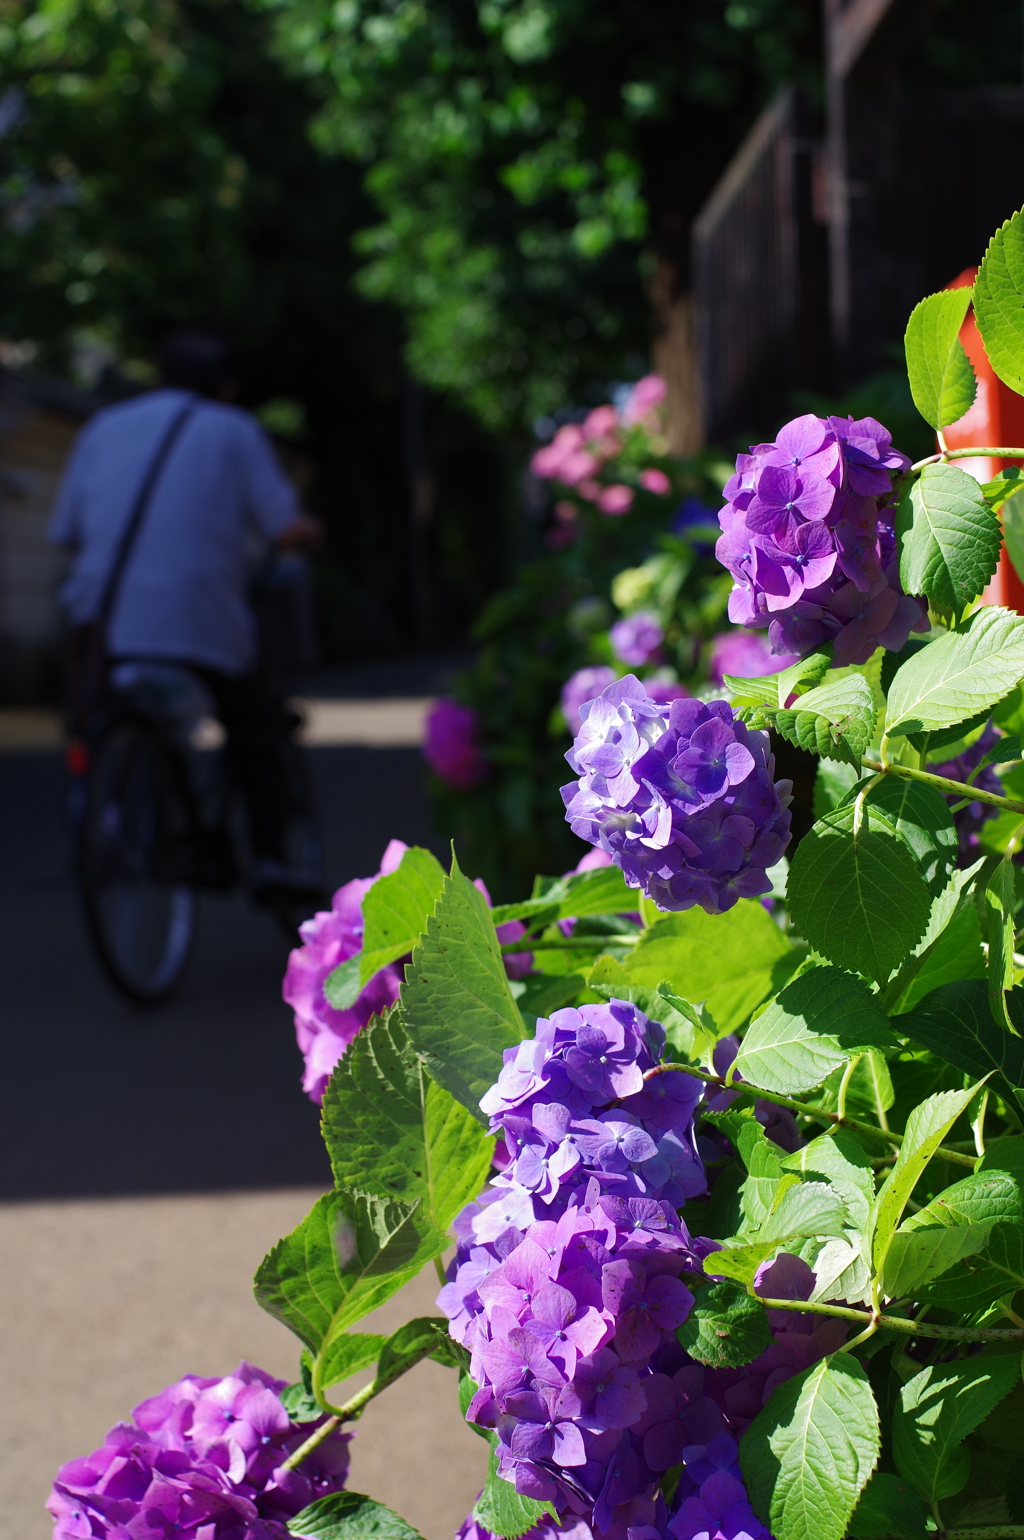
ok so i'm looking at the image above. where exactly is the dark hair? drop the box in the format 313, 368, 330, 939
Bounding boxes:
160, 330, 230, 397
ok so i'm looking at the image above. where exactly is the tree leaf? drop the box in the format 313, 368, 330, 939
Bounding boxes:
473, 1446, 555, 1539
321, 1010, 494, 1231
770, 674, 879, 766
904, 287, 977, 429
839, 775, 957, 900
891, 1356, 1022, 1505
895, 978, 1024, 1111
623, 898, 798, 1034
733, 966, 896, 1095
973, 207, 1024, 395
884, 606, 1024, 738
847, 1471, 929, 1539
253, 1190, 447, 1355
895, 462, 1000, 611
675, 1281, 772, 1368
787, 802, 932, 983
871, 1085, 981, 1280
491, 862, 633, 925
402, 857, 526, 1119
288, 1491, 426, 1540
374, 1317, 453, 1394
740, 1354, 880, 1540
318, 1332, 386, 1394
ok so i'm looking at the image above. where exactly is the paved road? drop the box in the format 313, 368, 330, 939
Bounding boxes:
0, 655, 490, 1540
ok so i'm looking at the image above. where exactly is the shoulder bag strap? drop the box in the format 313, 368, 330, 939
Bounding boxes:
96, 396, 200, 629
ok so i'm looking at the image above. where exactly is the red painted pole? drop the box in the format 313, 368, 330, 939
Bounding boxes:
942, 266, 1024, 612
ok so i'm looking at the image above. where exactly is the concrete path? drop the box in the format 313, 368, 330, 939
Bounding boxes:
0, 654, 487, 1539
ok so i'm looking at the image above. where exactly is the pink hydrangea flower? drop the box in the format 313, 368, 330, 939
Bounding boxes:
282, 839, 409, 1103
597, 484, 634, 516
621, 374, 667, 425
424, 699, 488, 790
639, 468, 671, 495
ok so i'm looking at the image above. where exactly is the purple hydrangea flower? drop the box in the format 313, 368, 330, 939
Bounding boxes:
47, 1363, 353, 1540
563, 667, 620, 732
610, 613, 664, 668
561, 677, 792, 914
715, 412, 926, 665
282, 839, 409, 1103
424, 698, 488, 789
706, 632, 797, 688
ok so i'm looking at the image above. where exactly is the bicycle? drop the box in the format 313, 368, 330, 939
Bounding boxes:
69, 662, 324, 1004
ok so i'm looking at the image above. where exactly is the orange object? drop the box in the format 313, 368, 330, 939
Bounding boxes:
942, 267, 1024, 612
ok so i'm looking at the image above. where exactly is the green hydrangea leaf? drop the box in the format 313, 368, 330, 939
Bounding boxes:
491, 861, 633, 925
288, 1492, 425, 1540
321, 1010, 494, 1231
676, 1281, 772, 1368
973, 207, 1024, 395
623, 898, 798, 1035
838, 775, 957, 899
770, 674, 878, 767
871, 1084, 981, 1279
896, 978, 1024, 1111
895, 461, 1000, 611
733, 965, 896, 1096
374, 1317, 453, 1394
904, 287, 976, 430
740, 1355, 880, 1540
847, 1471, 929, 1538
253, 1189, 447, 1352
403, 857, 526, 1120
324, 847, 447, 1009
787, 802, 932, 983
884, 606, 1024, 738
891, 1356, 1021, 1505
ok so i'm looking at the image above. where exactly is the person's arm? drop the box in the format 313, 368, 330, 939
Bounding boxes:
239, 415, 324, 550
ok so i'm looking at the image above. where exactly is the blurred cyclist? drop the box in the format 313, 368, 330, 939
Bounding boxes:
50, 329, 325, 908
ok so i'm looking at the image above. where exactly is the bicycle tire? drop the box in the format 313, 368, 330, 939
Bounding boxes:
78, 716, 198, 1003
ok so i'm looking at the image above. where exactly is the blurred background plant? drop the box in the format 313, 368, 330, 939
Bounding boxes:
422, 375, 793, 897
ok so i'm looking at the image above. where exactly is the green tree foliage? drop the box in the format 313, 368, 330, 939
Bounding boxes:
257, 0, 821, 428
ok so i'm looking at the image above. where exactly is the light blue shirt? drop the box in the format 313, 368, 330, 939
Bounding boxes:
49, 387, 300, 675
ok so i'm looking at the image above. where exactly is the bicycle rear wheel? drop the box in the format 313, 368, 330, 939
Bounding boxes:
78, 717, 198, 1002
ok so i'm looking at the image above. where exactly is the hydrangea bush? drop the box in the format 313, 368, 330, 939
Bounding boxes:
53, 215, 1024, 1540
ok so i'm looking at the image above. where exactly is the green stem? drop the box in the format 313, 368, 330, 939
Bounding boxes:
434, 1254, 447, 1287
909, 446, 1024, 472
650, 1062, 976, 1167
941, 1529, 1024, 1538
755, 1295, 1024, 1341
500, 935, 638, 953
836, 1054, 861, 1123
279, 1414, 341, 1472
861, 758, 1024, 816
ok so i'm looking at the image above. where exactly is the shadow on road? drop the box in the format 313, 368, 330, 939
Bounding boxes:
0, 743, 445, 1202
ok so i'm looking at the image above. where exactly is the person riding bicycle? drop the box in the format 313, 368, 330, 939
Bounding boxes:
49, 329, 325, 910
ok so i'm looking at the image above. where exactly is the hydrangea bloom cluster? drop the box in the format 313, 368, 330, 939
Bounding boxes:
716, 412, 928, 665
283, 839, 410, 1102
610, 613, 663, 669
439, 1000, 714, 1531
424, 699, 488, 790
561, 676, 792, 913
47, 1362, 351, 1540
563, 667, 619, 732
531, 377, 671, 517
